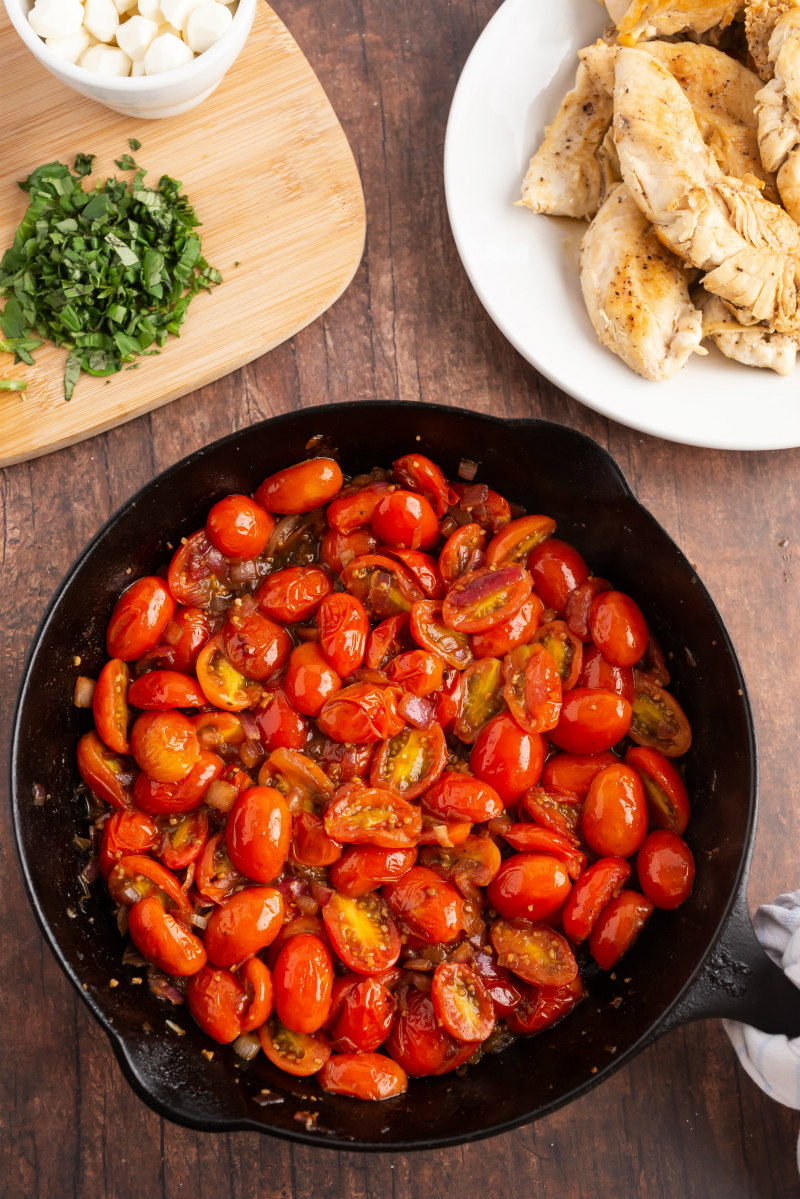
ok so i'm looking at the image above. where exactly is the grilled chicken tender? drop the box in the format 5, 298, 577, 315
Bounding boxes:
755, 8, 800, 219
745, 0, 799, 79
603, 0, 742, 44
581, 38, 775, 193
580, 183, 704, 379
519, 60, 614, 218
614, 47, 800, 333
695, 287, 800, 369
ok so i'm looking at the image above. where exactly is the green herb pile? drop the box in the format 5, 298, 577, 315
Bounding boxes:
0, 151, 221, 400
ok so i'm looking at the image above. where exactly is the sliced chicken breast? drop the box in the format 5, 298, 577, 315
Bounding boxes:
603, 0, 742, 45
695, 287, 799, 370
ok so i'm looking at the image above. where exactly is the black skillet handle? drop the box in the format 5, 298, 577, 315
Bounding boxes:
661, 888, 800, 1037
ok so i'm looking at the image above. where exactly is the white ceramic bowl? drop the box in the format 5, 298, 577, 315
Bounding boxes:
3, 0, 256, 118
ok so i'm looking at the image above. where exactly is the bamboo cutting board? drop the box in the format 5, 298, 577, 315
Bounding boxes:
0, 2, 365, 467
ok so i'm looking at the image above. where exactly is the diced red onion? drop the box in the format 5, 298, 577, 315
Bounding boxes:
399, 691, 436, 730
296, 893, 321, 916
232, 1032, 261, 1060
205, 779, 238, 813
310, 881, 334, 908
189, 911, 210, 929
265, 515, 303, 557
239, 711, 261, 742
240, 739, 264, 770
73, 676, 96, 708
32, 783, 46, 806
229, 558, 259, 586
458, 458, 479, 482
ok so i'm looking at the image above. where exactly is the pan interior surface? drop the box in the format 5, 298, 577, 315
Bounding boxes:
12, 403, 754, 1148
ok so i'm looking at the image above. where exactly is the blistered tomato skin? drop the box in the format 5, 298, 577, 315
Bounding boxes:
371, 490, 440, 551
273, 934, 334, 1034
130, 710, 200, 783
206, 494, 274, 559
255, 457, 344, 513
470, 713, 546, 805
487, 853, 572, 921
203, 886, 284, 968
107, 577, 176, 661
582, 763, 648, 859
382, 865, 463, 943
128, 896, 207, 976
225, 786, 292, 883
637, 830, 695, 909
548, 688, 632, 755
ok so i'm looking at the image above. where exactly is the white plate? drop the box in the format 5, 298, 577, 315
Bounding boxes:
444, 0, 800, 450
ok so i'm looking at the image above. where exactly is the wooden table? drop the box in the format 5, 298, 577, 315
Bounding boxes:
3, 2, 800, 1196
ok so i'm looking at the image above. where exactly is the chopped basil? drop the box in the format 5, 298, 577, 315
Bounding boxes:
0, 153, 221, 400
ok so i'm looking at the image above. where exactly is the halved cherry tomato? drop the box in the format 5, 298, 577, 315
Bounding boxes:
225, 785, 291, 884
561, 857, 631, 943
470, 713, 545, 805
316, 593, 369, 678
168, 530, 231, 610
329, 845, 418, 897
156, 808, 209, 870
77, 731, 134, 810
422, 771, 503, 823
506, 975, 585, 1035
527, 538, 588, 613
327, 480, 395, 533
431, 961, 495, 1042
188, 959, 273, 1043
255, 456, 343, 514
99, 809, 157, 877
450, 482, 511, 533
318, 739, 374, 785
419, 835, 501, 896
261, 745, 334, 809
369, 723, 447, 800
548, 688, 631, 755
439, 523, 486, 585
499, 826, 585, 879
196, 633, 262, 712
589, 890, 654, 970
431, 668, 463, 732
386, 985, 472, 1075
127, 669, 207, 710
365, 614, 412, 670
637, 831, 695, 909
502, 643, 561, 734
418, 814, 473, 848
195, 830, 247, 904
454, 657, 505, 743
255, 686, 310, 751
490, 919, 578, 987
521, 785, 583, 843
132, 749, 222, 815
393, 452, 451, 518
258, 1016, 331, 1076
317, 683, 405, 744
92, 658, 131, 753
130, 709, 199, 783
382, 865, 463, 943
328, 976, 395, 1052
624, 745, 690, 834
590, 591, 648, 668
385, 650, 445, 696
322, 890, 402, 973
128, 896, 207, 976
257, 566, 332, 623
192, 711, 245, 750
442, 565, 532, 633
222, 605, 292, 682
341, 554, 424, 619
487, 853, 571, 921
291, 811, 343, 867
371, 489, 440, 551
471, 948, 525, 1017
410, 600, 473, 669
321, 527, 379, 574
540, 751, 618, 798
324, 784, 422, 848
471, 595, 544, 659
319, 1052, 408, 1100
107, 854, 189, 915
565, 577, 612, 642
531, 620, 583, 690
582, 763, 648, 858
484, 515, 557, 568
273, 933, 333, 1034
204, 885, 284, 967
629, 675, 692, 758
161, 606, 210, 673
285, 642, 343, 717
206, 494, 274, 559
266, 914, 330, 967
107, 577, 176, 661
577, 643, 634, 704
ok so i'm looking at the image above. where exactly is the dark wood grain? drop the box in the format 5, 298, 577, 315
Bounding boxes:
3, 1, 800, 1195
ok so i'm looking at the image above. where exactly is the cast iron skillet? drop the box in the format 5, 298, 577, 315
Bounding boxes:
12, 401, 800, 1150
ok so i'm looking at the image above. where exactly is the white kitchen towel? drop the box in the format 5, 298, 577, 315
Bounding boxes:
723, 891, 800, 1170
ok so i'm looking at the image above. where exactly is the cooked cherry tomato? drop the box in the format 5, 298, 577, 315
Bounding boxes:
206, 494, 274, 559
624, 745, 690, 834
490, 919, 578, 987
77, 731, 134, 810
439, 523, 486, 585
582, 763, 648, 858
327, 480, 394, 533
450, 481, 511, 533
589, 890, 654, 970
548, 688, 631, 755
328, 976, 395, 1052
365, 614, 412, 670
577, 643, 634, 704
382, 865, 463, 943
273, 933, 333, 1034
385, 985, 467, 1076
222, 605, 292, 682
369, 723, 447, 800
531, 620, 583, 690
285, 642, 343, 717
637, 831, 695, 909
132, 749, 222, 815
342, 554, 424, 619
130, 709, 199, 783
128, 669, 207, 710
521, 785, 583, 843
168, 530, 231, 610
418, 814, 473, 848
329, 845, 418, 897
92, 658, 131, 753
319, 1052, 408, 1100
107, 854, 189, 914
442, 565, 532, 633
156, 808, 209, 870
257, 566, 332, 623
470, 713, 545, 805
527, 537, 588, 612
431, 961, 495, 1042
262, 746, 334, 807
322, 890, 402, 973
410, 600, 473, 669
255, 686, 310, 751
561, 857, 631, 943
324, 784, 422, 847
421, 771, 502, 823
506, 975, 585, 1035
471, 948, 525, 1017
484, 515, 556, 568
203, 885, 284, 967
318, 739, 375, 785
487, 853, 572, 921
419, 835, 501, 895
188, 959, 274, 1043
99, 809, 158, 878
196, 633, 262, 712
255, 456, 343, 514
393, 452, 451, 518
385, 649, 445, 696
321, 526, 380, 573
258, 1016, 331, 1076
225, 786, 292, 883
590, 591, 648, 668
499, 826, 585, 879
317, 683, 405, 744
629, 674, 692, 758
316, 593, 369, 678
539, 751, 619, 798
502, 643, 561, 734
454, 657, 505, 743
291, 811, 343, 868
195, 830, 247, 904
107, 577, 176, 661
565, 577, 612, 642
161, 606, 210, 673
128, 895, 207, 976
371, 489, 440, 551
471, 595, 543, 659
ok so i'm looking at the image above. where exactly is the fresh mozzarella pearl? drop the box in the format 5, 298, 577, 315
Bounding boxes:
80, 42, 132, 75
45, 28, 92, 63
160, 0, 205, 32
83, 0, 120, 43
116, 14, 158, 60
131, 57, 146, 75
112, 0, 139, 12
137, 0, 163, 20
143, 31, 194, 73
28, 0, 85, 40
185, 1, 231, 53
